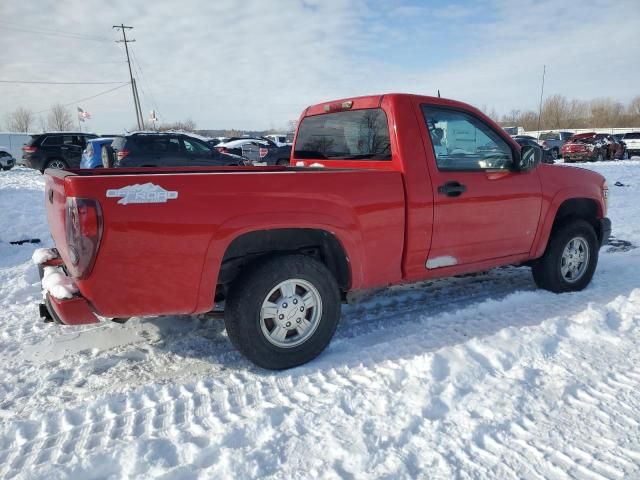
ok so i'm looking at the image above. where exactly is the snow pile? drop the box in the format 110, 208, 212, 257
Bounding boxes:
0, 162, 639, 479
31, 248, 57, 265
41, 266, 78, 299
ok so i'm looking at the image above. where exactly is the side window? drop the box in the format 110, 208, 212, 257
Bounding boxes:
422, 106, 513, 171
62, 135, 74, 145
42, 135, 62, 146
182, 138, 210, 153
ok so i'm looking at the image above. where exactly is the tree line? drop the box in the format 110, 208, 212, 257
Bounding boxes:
489, 94, 640, 131
3, 104, 77, 132
3, 104, 298, 137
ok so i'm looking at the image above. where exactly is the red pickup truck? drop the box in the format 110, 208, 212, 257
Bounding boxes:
37, 94, 611, 369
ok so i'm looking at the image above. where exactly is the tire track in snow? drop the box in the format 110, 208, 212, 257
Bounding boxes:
0, 276, 639, 479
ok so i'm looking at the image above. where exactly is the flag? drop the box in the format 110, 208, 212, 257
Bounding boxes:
77, 107, 91, 121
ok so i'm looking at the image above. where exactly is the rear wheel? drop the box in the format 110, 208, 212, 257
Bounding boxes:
551, 148, 559, 160
45, 159, 68, 170
531, 219, 599, 293
224, 255, 341, 369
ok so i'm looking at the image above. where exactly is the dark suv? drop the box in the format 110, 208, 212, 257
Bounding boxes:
21, 132, 98, 172
104, 132, 247, 168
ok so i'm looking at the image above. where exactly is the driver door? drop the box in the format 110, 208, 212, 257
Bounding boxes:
420, 104, 542, 268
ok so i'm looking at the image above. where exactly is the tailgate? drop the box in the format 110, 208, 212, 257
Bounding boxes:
44, 171, 71, 267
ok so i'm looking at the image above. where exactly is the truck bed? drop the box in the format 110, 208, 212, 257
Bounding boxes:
45, 166, 406, 317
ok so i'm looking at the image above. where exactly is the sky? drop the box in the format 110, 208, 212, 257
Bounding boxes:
0, 0, 639, 133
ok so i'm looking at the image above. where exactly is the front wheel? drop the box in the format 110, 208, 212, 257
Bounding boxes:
531, 219, 599, 293
46, 159, 68, 170
224, 255, 341, 369
551, 148, 559, 160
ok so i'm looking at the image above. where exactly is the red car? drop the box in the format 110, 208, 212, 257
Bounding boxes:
37, 93, 611, 369
561, 133, 607, 162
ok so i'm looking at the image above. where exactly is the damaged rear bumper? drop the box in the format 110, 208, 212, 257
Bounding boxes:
33, 248, 99, 325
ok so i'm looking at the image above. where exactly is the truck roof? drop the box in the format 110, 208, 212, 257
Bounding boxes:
302, 93, 484, 118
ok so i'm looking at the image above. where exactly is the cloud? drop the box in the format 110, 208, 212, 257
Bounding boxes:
0, 0, 638, 133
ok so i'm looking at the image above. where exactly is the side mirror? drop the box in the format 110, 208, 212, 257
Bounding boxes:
516, 144, 541, 172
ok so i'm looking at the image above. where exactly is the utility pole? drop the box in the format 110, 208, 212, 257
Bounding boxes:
113, 24, 143, 130
132, 78, 145, 130
536, 65, 546, 133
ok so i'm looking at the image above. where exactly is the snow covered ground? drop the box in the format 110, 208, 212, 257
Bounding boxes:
0, 162, 639, 479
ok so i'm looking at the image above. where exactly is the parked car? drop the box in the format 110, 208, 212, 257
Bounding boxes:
561, 133, 606, 162
80, 137, 120, 169
512, 135, 553, 163
593, 134, 625, 160
0, 133, 32, 160
264, 134, 291, 147
36, 93, 610, 370
102, 132, 247, 168
216, 137, 291, 165
536, 131, 574, 160
622, 132, 640, 157
21, 132, 98, 172
611, 134, 627, 158
0, 147, 16, 170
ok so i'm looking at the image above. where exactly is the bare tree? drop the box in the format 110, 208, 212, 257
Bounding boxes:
158, 118, 196, 132
5, 107, 34, 132
47, 104, 74, 131
286, 119, 298, 133
589, 98, 624, 127
628, 95, 640, 119
540, 94, 570, 129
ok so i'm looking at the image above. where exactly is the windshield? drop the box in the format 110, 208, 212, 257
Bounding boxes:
294, 108, 391, 160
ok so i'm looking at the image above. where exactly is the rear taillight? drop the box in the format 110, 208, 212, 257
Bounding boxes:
116, 149, 131, 160
65, 197, 103, 278
116, 149, 130, 161
259, 147, 268, 158
22, 146, 37, 154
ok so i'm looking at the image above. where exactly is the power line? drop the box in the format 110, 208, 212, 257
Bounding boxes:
33, 83, 131, 114
0, 22, 111, 42
0, 80, 129, 85
129, 45, 162, 122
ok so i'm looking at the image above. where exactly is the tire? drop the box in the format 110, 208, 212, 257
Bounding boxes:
101, 145, 115, 168
531, 219, 599, 293
276, 159, 289, 166
224, 254, 341, 369
594, 152, 603, 162
45, 159, 68, 170
551, 148, 559, 160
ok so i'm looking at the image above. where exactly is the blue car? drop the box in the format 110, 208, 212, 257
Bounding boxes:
80, 137, 116, 169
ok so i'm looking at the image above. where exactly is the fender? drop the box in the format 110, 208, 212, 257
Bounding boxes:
193, 211, 367, 314
530, 185, 605, 259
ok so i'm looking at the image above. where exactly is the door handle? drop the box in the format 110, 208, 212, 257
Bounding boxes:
438, 181, 467, 197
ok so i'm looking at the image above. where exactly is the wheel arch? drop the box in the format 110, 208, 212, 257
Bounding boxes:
197, 227, 354, 311
532, 195, 604, 259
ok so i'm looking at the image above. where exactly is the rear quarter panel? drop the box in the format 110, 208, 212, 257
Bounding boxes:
64, 168, 405, 317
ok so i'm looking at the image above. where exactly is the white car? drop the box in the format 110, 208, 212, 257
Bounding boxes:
264, 134, 291, 147
623, 132, 640, 157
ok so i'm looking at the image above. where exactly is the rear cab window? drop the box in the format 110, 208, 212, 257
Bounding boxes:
294, 108, 391, 161
624, 132, 640, 139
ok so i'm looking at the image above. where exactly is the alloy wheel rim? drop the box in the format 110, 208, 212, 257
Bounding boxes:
259, 278, 322, 348
560, 236, 590, 283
